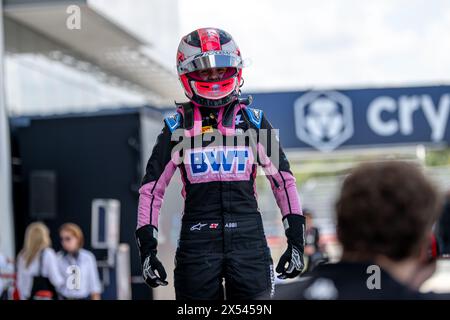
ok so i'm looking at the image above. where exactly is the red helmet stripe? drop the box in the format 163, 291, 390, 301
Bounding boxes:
197, 28, 221, 52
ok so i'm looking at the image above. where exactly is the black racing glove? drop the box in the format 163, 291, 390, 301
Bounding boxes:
276, 214, 305, 279
135, 225, 168, 288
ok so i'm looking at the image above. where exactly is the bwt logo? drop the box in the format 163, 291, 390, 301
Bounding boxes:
189, 148, 249, 176
294, 91, 354, 152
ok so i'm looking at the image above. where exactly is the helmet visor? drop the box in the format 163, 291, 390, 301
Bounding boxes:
177, 51, 243, 75
187, 67, 237, 82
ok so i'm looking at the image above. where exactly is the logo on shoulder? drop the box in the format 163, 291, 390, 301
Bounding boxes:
164, 112, 182, 132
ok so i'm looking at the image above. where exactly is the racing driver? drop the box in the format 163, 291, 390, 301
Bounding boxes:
135, 28, 305, 300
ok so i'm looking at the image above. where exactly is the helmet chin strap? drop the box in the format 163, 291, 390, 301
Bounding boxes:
190, 91, 239, 108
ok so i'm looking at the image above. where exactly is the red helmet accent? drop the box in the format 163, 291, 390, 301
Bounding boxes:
179, 74, 193, 98
197, 28, 221, 52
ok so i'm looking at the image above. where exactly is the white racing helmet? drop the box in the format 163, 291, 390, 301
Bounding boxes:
176, 28, 244, 107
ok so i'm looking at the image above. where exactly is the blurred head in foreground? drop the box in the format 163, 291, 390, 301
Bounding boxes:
336, 161, 441, 264
275, 161, 447, 299
59, 223, 84, 254
20, 222, 51, 268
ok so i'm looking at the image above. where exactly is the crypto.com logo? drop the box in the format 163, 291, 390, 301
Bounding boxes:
294, 91, 354, 152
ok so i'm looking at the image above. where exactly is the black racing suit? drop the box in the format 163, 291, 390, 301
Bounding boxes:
137, 101, 303, 299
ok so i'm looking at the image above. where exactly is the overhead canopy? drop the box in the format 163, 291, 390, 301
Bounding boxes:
4, 0, 184, 105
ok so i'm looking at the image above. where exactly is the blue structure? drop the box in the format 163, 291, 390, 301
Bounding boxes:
246, 85, 450, 152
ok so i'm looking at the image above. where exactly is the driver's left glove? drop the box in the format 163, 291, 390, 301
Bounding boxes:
276, 214, 305, 279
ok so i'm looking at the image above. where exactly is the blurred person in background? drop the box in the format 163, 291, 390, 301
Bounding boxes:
0, 246, 7, 299
0, 239, 15, 300
57, 223, 102, 300
277, 161, 449, 300
16, 222, 64, 300
135, 28, 305, 300
303, 208, 327, 273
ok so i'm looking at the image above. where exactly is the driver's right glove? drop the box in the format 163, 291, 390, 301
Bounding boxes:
135, 225, 168, 288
